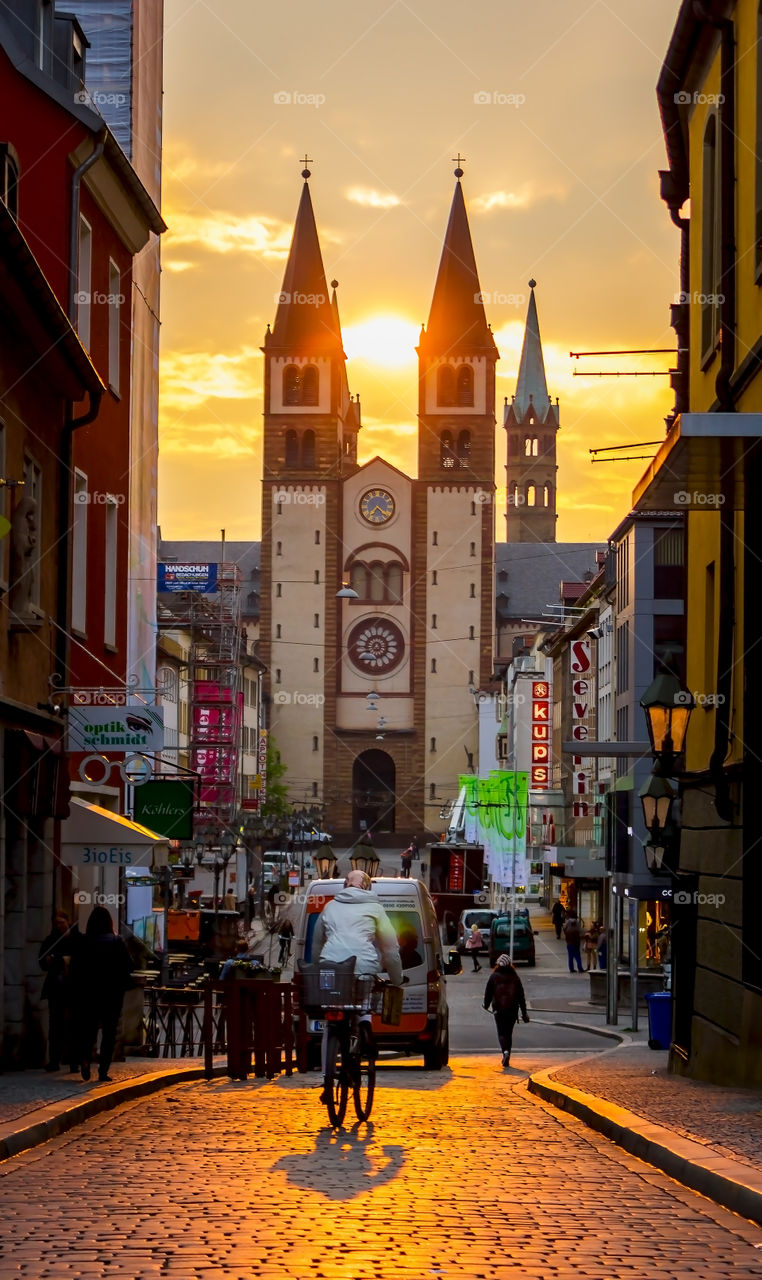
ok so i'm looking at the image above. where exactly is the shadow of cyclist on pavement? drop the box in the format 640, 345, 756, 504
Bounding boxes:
272, 1121, 405, 1200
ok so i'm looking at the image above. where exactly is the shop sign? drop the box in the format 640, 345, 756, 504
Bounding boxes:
531, 680, 551, 790
133, 779, 195, 840
68, 706, 164, 753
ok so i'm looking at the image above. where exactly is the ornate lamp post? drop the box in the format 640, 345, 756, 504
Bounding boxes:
640, 671, 694, 776
313, 843, 337, 880
350, 846, 380, 879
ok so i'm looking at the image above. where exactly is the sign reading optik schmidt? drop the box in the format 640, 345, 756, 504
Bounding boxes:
68, 706, 164, 753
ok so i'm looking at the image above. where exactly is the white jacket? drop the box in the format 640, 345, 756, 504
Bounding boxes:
312, 887, 403, 985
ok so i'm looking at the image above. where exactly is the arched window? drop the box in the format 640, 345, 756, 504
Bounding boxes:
350, 562, 369, 597
302, 429, 315, 469
283, 365, 300, 405
301, 365, 319, 405
456, 365, 473, 406
369, 561, 386, 602
511, 483, 520, 509
527, 484, 537, 507
437, 365, 456, 406
457, 430, 471, 466
284, 429, 298, 467
440, 430, 456, 469
524, 437, 539, 457
543, 484, 551, 508
386, 563, 403, 603
701, 113, 720, 359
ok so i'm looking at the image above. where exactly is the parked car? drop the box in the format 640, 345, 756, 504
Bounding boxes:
489, 915, 537, 967
455, 908, 499, 953
293, 876, 456, 1069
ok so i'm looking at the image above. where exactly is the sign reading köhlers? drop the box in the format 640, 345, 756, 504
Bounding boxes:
134, 779, 195, 840
68, 706, 164, 753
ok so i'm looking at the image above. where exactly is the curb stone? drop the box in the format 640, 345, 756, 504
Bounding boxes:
528, 1062, 762, 1226
0, 1063, 227, 1164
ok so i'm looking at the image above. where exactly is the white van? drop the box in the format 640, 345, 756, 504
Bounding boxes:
294, 876, 453, 1069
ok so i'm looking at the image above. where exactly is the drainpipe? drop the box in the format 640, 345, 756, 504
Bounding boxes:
695, 2, 735, 821
55, 130, 107, 686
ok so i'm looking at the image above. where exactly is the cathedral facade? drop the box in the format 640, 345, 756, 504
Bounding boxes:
259, 170, 498, 839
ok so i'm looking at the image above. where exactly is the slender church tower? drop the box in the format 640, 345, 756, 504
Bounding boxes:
260, 168, 360, 806
504, 281, 559, 541
416, 165, 498, 805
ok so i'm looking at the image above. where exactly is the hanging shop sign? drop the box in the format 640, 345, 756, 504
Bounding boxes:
68, 706, 164, 753
530, 679, 551, 789
133, 778, 195, 841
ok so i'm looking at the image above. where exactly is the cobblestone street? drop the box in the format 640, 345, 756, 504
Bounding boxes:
2, 1057, 761, 1280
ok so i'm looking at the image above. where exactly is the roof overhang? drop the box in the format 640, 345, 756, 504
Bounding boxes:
61, 796, 169, 868
632, 413, 760, 511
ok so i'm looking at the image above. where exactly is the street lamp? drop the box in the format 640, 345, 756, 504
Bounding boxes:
640, 671, 694, 774
350, 847, 380, 879
313, 843, 337, 879
638, 773, 675, 835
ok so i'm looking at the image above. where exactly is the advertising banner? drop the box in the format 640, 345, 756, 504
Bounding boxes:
157, 563, 218, 593
68, 706, 164, 752
459, 771, 529, 889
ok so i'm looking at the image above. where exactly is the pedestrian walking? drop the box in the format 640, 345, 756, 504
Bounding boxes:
278, 918, 294, 966
483, 955, 529, 1067
550, 900, 565, 939
465, 923, 484, 971
39, 911, 76, 1073
400, 845, 414, 878
409, 836, 419, 858
597, 925, 608, 971
583, 922, 600, 971
222, 889, 237, 911
563, 912, 584, 973
70, 906, 133, 1083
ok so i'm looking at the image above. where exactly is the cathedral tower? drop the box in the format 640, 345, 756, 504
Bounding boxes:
416, 168, 498, 812
504, 281, 559, 541
260, 170, 359, 811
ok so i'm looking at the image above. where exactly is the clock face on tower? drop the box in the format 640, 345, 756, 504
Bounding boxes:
359, 488, 395, 525
347, 618, 405, 674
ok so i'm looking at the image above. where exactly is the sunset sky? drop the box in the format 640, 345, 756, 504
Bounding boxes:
158, 0, 682, 543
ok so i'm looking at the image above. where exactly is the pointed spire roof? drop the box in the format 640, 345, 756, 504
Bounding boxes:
423, 179, 497, 356
514, 281, 552, 419
270, 179, 343, 355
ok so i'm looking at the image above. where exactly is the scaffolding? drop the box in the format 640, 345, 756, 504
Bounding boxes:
188, 564, 243, 831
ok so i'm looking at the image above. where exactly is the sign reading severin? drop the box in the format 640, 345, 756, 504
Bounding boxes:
68, 706, 164, 753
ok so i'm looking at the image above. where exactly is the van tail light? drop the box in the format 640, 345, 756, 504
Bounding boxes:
426, 970, 440, 1014
325, 1009, 346, 1023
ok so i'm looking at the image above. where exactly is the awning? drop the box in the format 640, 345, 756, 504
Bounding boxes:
633, 412, 761, 511
60, 797, 170, 868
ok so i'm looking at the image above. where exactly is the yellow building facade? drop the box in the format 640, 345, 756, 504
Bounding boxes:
634, 0, 762, 1086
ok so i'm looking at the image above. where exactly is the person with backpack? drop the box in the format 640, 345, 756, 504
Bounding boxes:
483, 955, 530, 1067
563, 911, 584, 973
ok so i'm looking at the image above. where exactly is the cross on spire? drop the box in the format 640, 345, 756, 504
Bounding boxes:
300, 154, 313, 179
452, 153, 466, 178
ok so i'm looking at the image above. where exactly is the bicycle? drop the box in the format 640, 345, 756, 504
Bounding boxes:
298, 958, 379, 1126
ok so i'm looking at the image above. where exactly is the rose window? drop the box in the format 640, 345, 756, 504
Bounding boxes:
347, 618, 405, 674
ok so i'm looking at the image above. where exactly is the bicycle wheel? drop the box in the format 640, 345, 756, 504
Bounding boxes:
324, 1027, 349, 1127
352, 1022, 376, 1121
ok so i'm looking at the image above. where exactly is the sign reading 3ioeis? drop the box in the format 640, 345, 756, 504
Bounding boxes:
68, 706, 164, 752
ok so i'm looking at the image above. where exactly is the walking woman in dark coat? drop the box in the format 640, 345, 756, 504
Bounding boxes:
39, 910, 76, 1072
483, 954, 529, 1068
70, 906, 133, 1082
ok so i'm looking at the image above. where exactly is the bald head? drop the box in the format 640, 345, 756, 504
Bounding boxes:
344, 870, 371, 890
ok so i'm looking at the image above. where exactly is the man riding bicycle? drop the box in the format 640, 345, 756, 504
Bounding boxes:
312, 870, 403, 1099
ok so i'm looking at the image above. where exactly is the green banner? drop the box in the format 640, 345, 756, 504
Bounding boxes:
133, 778, 195, 840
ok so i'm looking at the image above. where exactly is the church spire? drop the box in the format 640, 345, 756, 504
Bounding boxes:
269, 174, 343, 355
514, 280, 555, 424
421, 173, 497, 356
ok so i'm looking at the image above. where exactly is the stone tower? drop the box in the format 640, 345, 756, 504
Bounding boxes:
504, 281, 559, 541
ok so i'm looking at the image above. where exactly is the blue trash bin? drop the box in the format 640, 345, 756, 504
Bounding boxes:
644, 991, 672, 1049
